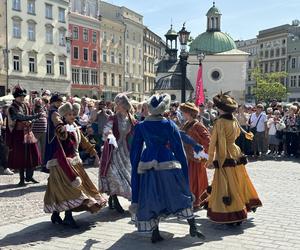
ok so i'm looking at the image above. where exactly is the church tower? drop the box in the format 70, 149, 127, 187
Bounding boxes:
206, 2, 222, 32
165, 25, 178, 62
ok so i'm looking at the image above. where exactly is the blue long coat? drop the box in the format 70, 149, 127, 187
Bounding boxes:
130, 116, 193, 232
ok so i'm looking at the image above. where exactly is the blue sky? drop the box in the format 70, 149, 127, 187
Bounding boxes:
105, 0, 300, 41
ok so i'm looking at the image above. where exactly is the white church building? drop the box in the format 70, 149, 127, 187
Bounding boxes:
188, 3, 248, 103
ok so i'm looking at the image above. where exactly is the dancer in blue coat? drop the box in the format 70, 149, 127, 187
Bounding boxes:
130, 93, 205, 243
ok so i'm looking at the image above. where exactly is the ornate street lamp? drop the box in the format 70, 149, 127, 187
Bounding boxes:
178, 23, 190, 103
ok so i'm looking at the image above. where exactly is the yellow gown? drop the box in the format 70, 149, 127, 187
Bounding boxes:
203, 114, 262, 224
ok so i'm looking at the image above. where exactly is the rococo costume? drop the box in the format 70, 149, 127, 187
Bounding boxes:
201, 92, 262, 225
99, 93, 135, 213
44, 102, 106, 228
130, 94, 205, 243
6, 85, 41, 186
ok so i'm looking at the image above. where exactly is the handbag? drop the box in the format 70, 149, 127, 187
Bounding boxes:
249, 114, 262, 135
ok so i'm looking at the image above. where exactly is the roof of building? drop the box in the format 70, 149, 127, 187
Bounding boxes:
155, 74, 194, 91
165, 25, 178, 37
189, 31, 237, 54
206, 2, 221, 16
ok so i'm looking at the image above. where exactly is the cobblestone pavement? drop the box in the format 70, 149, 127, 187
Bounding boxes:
1, 159, 300, 249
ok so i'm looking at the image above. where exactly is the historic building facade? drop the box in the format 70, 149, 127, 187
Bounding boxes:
143, 27, 165, 99
100, 2, 144, 101
99, 16, 125, 101
236, 38, 258, 103
0, 0, 7, 95
69, 0, 101, 98
0, 0, 71, 94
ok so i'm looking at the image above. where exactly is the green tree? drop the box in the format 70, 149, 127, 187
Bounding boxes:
251, 67, 288, 104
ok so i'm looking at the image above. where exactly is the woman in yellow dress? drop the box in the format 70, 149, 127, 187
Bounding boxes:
203, 92, 262, 225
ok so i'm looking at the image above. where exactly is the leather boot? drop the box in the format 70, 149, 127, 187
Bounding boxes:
18, 169, 26, 187
63, 211, 79, 228
187, 218, 205, 239
151, 226, 164, 243
51, 211, 63, 224
112, 195, 124, 214
108, 196, 114, 209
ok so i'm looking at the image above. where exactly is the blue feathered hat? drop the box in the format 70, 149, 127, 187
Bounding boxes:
148, 93, 171, 115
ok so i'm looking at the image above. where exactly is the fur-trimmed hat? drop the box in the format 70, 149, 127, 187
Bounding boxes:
180, 102, 199, 117
148, 93, 171, 115
13, 85, 27, 98
58, 102, 81, 117
213, 91, 238, 113
114, 93, 132, 111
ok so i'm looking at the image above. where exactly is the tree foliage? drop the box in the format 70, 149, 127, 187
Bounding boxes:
251, 67, 288, 103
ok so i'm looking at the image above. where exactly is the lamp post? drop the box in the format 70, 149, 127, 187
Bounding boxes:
178, 23, 190, 103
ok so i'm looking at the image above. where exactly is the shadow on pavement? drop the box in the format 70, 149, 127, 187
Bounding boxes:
106, 231, 204, 250
0, 184, 46, 197
0, 208, 128, 248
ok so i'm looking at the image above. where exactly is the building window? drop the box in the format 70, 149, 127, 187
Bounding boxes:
125, 82, 129, 90
103, 72, 107, 85
83, 28, 88, 42
118, 53, 122, 64
110, 51, 115, 63
59, 60, 66, 76
119, 36, 122, 45
276, 48, 280, 57
102, 50, 107, 62
298, 76, 300, 87
29, 57, 36, 73
13, 20, 21, 38
126, 30, 129, 39
111, 73, 115, 86
111, 34, 115, 43
276, 61, 280, 72
73, 26, 79, 40
264, 50, 269, 58
139, 65, 141, 76
119, 74, 122, 87
259, 51, 263, 58
28, 21, 36, 41
282, 48, 286, 56
91, 70, 98, 85
83, 48, 88, 61
290, 76, 297, 87
45, 25, 53, 44
73, 47, 79, 59
103, 31, 107, 41
92, 50, 97, 63
248, 60, 252, 69
59, 29, 66, 46
126, 46, 129, 57
132, 48, 136, 59
27, 0, 35, 14
211, 70, 221, 81
13, 55, 21, 71
126, 62, 129, 74
270, 49, 274, 58
264, 63, 268, 73
270, 62, 274, 72
72, 68, 80, 84
82, 69, 89, 85
282, 39, 286, 45
46, 59, 53, 74
291, 58, 296, 69
58, 8, 65, 22
13, 0, 21, 11
45, 4, 53, 19
92, 31, 97, 43
281, 60, 286, 71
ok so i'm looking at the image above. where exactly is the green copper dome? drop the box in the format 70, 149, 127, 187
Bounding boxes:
189, 31, 237, 54
206, 5, 221, 16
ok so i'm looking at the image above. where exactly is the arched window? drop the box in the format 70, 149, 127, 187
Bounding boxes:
215, 17, 219, 29
211, 17, 215, 29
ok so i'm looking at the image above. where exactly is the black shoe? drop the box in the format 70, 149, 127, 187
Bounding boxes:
17, 181, 26, 187
108, 196, 114, 209
188, 218, 205, 240
25, 178, 39, 184
51, 212, 63, 224
112, 195, 124, 214
151, 227, 164, 244
63, 212, 79, 229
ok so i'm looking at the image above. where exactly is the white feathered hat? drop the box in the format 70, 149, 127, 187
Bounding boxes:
58, 102, 81, 117
148, 93, 171, 115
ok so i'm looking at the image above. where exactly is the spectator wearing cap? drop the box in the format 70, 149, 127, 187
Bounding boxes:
249, 104, 267, 157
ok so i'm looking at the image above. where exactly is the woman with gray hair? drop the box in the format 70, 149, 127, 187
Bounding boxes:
99, 93, 136, 213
